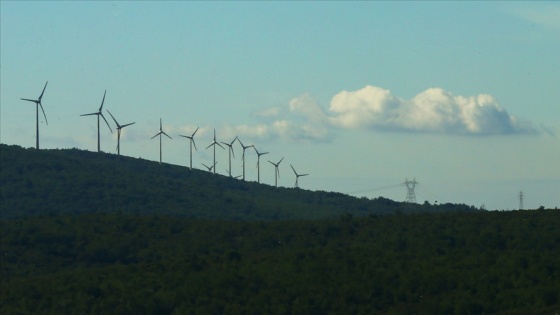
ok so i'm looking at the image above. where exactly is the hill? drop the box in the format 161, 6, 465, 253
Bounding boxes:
1, 144, 559, 314
0, 144, 477, 220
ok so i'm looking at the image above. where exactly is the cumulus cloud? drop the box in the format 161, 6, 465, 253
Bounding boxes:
328, 86, 538, 135
176, 85, 540, 143
244, 93, 333, 142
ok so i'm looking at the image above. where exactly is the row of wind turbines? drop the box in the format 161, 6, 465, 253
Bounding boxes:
19, 82, 309, 188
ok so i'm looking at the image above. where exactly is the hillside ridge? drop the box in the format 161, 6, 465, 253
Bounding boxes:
0, 144, 477, 220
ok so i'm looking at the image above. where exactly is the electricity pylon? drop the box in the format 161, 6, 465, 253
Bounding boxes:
404, 178, 418, 203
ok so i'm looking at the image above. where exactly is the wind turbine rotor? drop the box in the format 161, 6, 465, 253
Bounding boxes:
162, 131, 172, 139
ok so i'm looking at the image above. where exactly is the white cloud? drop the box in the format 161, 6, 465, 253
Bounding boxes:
219, 93, 333, 143
328, 85, 400, 130
175, 85, 540, 143
328, 86, 538, 135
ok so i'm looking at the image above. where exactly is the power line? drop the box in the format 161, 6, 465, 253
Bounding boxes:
417, 184, 440, 203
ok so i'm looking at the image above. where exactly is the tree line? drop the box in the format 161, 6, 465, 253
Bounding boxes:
1, 210, 559, 314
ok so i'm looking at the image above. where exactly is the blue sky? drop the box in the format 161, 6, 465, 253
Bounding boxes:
2, 1, 559, 210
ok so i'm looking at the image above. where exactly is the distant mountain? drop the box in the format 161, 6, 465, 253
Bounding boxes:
0, 144, 478, 220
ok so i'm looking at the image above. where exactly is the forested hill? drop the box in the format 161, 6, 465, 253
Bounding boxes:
0, 144, 477, 220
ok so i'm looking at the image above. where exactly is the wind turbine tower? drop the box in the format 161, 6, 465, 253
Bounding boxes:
268, 157, 284, 187
206, 129, 224, 175
519, 191, 524, 210
404, 178, 418, 203
106, 110, 135, 156
221, 136, 238, 177
21, 81, 48, 150
80, 90, 113, 152
150, 118, 172, 164
254, 147, 269, 183
237, 138, 254, 181
179, 127, 199, 170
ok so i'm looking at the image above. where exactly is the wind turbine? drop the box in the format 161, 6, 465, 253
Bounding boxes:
237, 138, 254, 181
268, 157, 284, 187
253, 146, 269, 183
225, 168, 241, 179
150, 118, 172, 164
179, 127, 199, 170
221, 136, 238, 177
290, 164, 309, 188
21, 81, 48, 149
106, 110, 135, 156
202, 161, 217, 173
81, 90, 113, 152
205, 129, 224, 175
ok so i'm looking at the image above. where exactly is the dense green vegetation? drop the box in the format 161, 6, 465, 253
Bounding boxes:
1, 211, 559, 314
0, 144, 477, 220
1, 144, 559, 314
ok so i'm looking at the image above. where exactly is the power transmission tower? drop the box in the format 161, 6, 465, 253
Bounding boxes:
518, 191, 524, 210
404, 178, 418, 203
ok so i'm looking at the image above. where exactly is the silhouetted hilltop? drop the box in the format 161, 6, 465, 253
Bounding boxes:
0, 144, 478, 220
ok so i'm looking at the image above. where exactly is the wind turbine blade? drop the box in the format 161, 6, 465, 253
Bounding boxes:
268, 160, 274, 165
98, 90, 107, 111
100, 113, 113, 133
290, 164, 297, 175
39, 103, 48, 125
106, 109, 121, 128
38, 81, 48, 100
206, 143, 213, 149
162, 131, 172, 139
192, 127, 199, 137
179, 135, 189, 139
81, 112, 98, 116
192, 139, 198, 151
216, 142, 225, 149
151, 132, 161, 139
21, 98, 36, 103
301, 174, 309, 177
159, 118, 162, 131
121, 122, 135, 128
106, 110, 119, 126
278, 157, 284, 165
